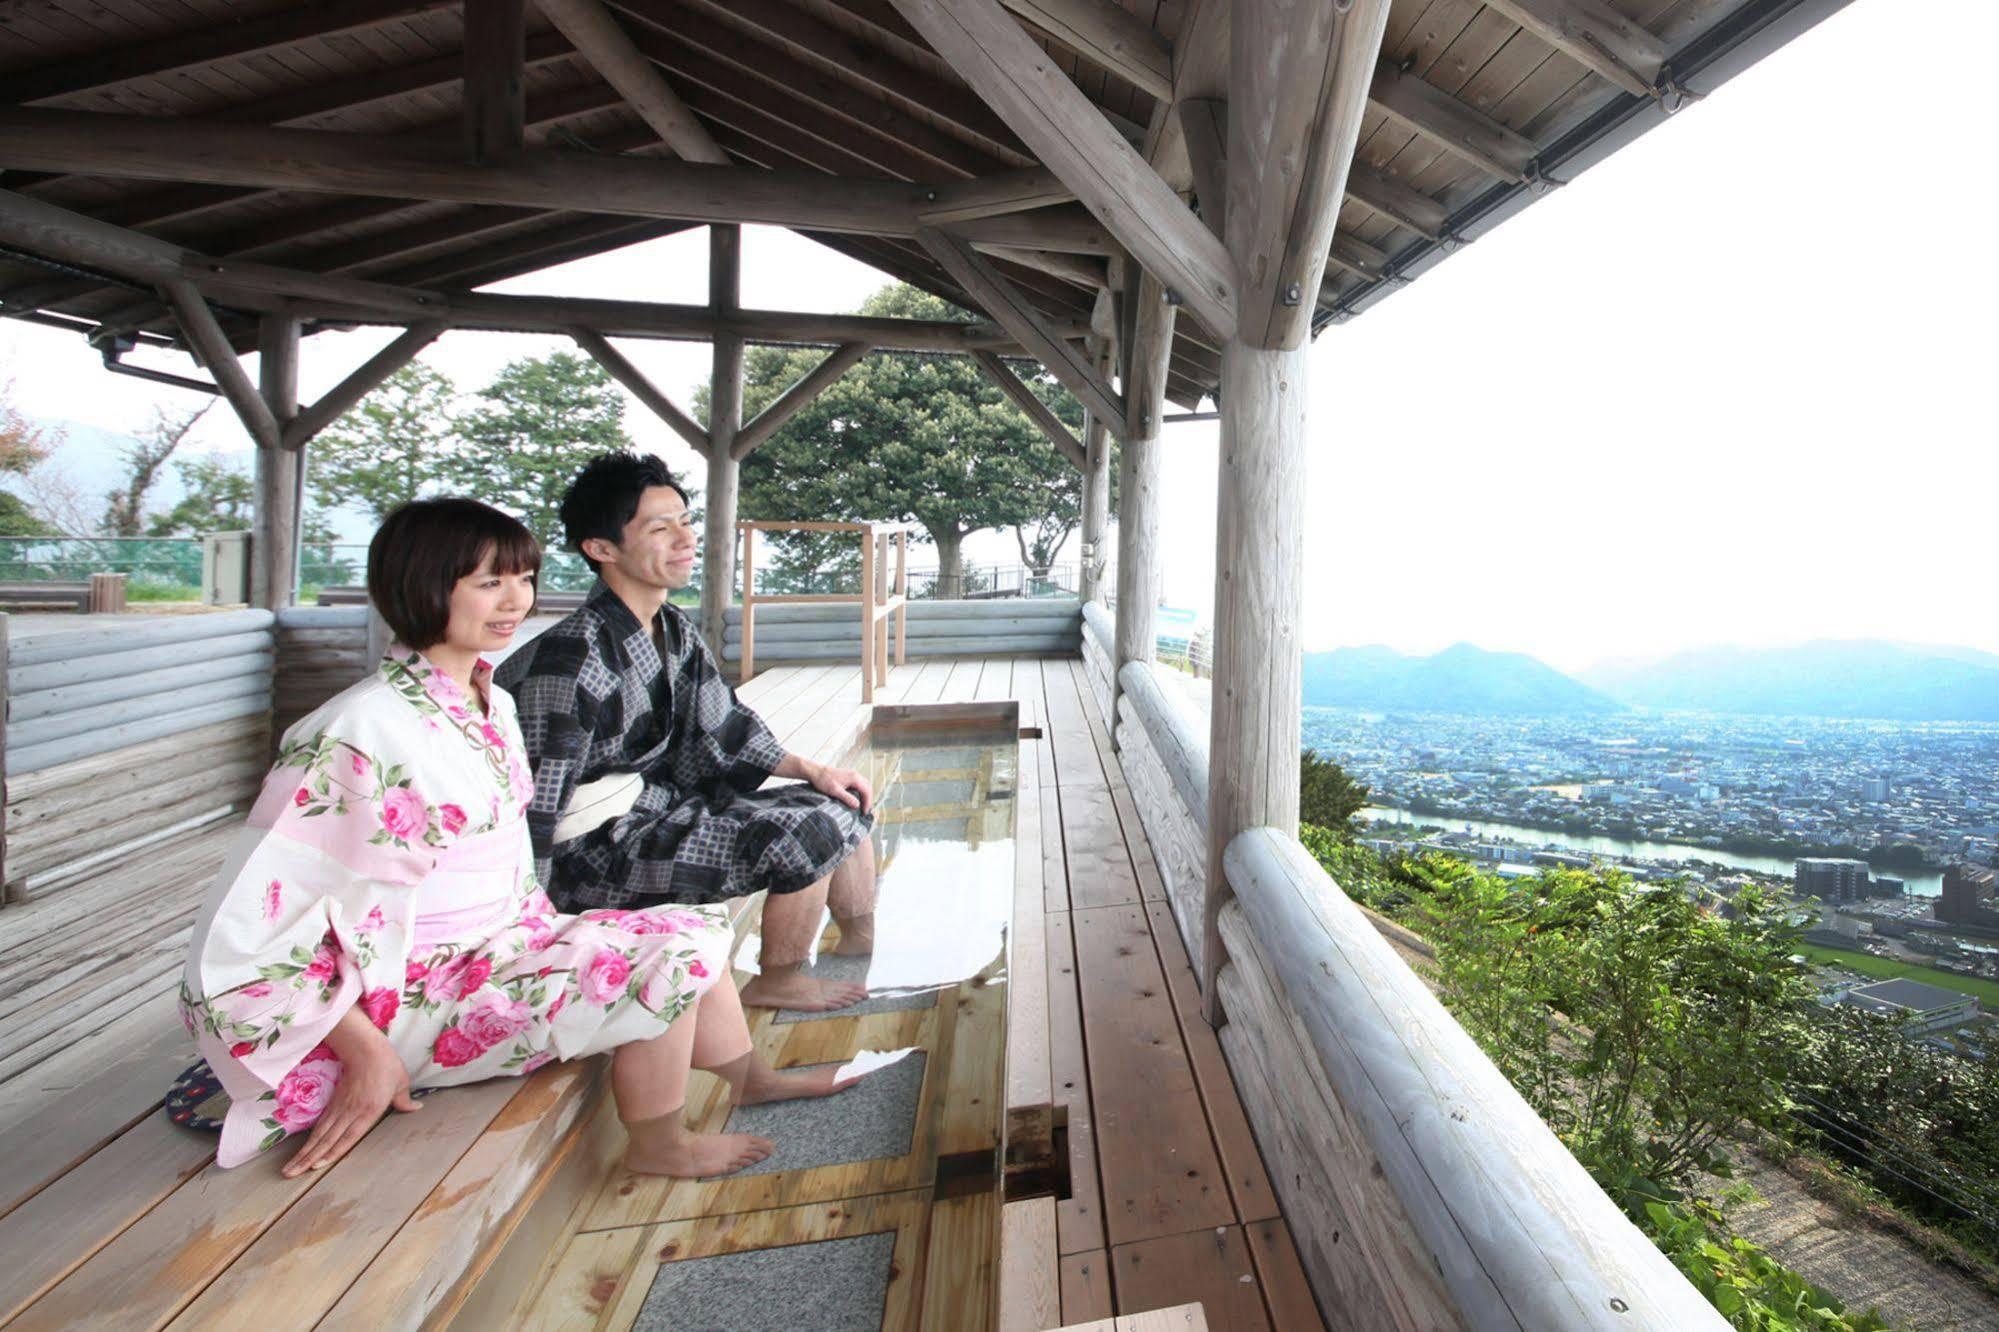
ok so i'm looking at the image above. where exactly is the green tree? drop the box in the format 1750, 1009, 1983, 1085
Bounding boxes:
449, 352, 634, 547
0, 385, 60, 536
102, 404, 210, 536
1299, 750, 1370, 834
148, 451, 252, 535
310, 361, 461, 523
732, 284, 1090, 595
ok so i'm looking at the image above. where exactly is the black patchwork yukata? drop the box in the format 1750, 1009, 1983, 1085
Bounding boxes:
495, 581, 870, 910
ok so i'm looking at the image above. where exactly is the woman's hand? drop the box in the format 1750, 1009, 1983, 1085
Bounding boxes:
282, 1006, 421, 1178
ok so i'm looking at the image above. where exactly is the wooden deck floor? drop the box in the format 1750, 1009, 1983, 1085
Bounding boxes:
511, 654, 1324, 1330
0, 651, 1325, 1331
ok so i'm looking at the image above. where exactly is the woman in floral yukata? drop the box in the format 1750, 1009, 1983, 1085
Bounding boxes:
180, 498, 855, 1180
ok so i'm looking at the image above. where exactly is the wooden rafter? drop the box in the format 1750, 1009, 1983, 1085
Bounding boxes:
971, 351, 1087, 471
1177, 100, 1227, 242
673, 0, 1026, 160
611, 0, 1016, 176
1344, 163, 1449, 242
998, 0, 1173, 102
732, 342, 873, 460
889, 0, 1237, 341
9, 0, 459, 106
1482, 0, 1667, 98
920, 169, 1072, 226
571, 328, 712, 455
919, 228, 1122, 430
283, 322, 446, 449
1368, 59, 1537, 184
539, 0, 732, 164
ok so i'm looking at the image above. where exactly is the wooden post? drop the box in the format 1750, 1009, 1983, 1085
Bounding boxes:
1114, 271, 1178, 725
894, 530, 908, 667
859, 525, 877, 705
254, 311, 300, 610
739, 522, 756, 684
1078, 340, 1113, 604
1200, 0, 1390, 1022
463, 0, 526, 162
700, 224, 743, 663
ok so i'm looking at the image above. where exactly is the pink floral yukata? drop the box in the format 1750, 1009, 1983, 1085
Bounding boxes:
180, 647, 733, 1168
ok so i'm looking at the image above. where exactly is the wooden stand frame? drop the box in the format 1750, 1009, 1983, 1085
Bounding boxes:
736, 519, 909, 701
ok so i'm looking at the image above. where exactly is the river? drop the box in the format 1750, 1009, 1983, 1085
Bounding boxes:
1357, 806, 1946, 897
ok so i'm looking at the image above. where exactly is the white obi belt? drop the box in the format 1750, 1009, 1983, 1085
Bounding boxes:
553, 771, 645, 845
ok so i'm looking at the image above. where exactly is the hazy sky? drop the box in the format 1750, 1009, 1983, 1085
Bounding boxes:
2, 0, 1989, 673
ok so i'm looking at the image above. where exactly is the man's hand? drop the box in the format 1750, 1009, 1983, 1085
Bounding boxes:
781, 754, 873, 815
283, 1006, 422, 1178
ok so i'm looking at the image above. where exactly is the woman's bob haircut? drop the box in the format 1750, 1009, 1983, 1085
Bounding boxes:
366, 498, 541, 649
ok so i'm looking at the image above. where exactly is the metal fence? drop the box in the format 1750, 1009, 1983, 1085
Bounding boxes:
0, 536, 204, 589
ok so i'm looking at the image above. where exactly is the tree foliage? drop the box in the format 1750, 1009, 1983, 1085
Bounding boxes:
447, 352, 633, 548
310, 362, 461, 523
1299, 749, 1370, 833
733, 284, 1092, 591
100, 404, 210, 536
148, 452, 252, 536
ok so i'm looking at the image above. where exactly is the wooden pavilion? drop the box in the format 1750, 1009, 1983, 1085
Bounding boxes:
0, 0, 1857, 1327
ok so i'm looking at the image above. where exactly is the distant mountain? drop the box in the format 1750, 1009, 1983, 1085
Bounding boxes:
1301, 643, 1624, 716
1580, 640, 1999, 722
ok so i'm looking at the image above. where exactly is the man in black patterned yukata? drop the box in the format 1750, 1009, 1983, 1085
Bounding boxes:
496, 451, 877, 1012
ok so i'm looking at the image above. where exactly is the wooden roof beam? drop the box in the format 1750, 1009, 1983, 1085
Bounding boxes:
571, 328, 712, 455
920, 169, 1072, 226
11, 0, 459, 106
1368, 60, 1537, 184
889, 0, 1237, 341
971, 350, 1086, 471
1481, 0, 1666, 99
732, 342, 872, 460
919, 227, 1121, 428
0, 109, 929, 233
538, 0, 732, 164
997, 0, 1173, 103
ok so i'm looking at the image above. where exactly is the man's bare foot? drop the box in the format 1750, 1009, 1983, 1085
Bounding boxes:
830, 918, 875, 957
625, 1129, 774, 1178
737, 1061, 866, 1106
739, 971, 868, 1011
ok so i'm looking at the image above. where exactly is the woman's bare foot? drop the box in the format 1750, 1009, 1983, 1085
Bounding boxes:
737, 1061, 866, 1106
739, 970, 867, 1011
625, 1129, 774, 1178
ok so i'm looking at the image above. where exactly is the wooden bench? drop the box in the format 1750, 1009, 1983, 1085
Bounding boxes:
0, 573, 128, 614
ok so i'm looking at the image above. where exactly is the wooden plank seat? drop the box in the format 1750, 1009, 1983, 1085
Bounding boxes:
0, 577, 127, 614
0, 663, 878, 1329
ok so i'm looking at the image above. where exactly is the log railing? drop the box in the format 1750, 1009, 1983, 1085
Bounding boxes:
1, 608, 275, 900
1105, 614, 1725, 1329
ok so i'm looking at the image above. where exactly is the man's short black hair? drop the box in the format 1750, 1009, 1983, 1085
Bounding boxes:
559, 451, 692, 572
368, 498, 540, 649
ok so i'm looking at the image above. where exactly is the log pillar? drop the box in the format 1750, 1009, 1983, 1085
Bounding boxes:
1078, 383, 1111, 603
254, 312, 301, 610
699, 224, 743, 662
1198, 0, 1389, 1023
1114, 272, 1177, 694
